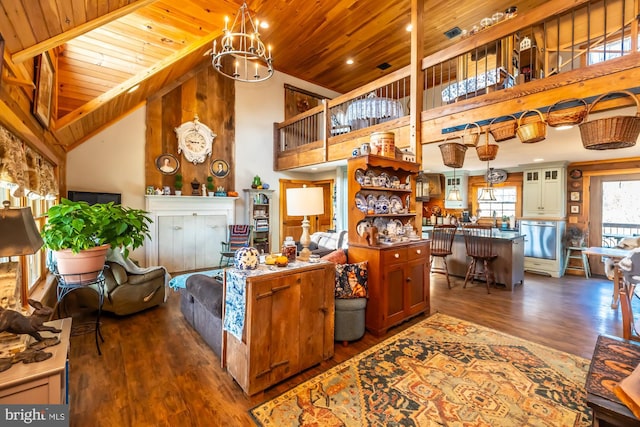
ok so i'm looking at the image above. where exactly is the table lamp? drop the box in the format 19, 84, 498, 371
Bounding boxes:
286, 186, 324, 261
0, 201, 44, 309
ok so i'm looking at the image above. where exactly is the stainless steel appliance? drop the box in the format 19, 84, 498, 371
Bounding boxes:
520, 220, 558, 260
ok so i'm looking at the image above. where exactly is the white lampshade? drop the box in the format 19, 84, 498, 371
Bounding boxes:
478, 187, 497, 201
447, 188, 462, 201
286, 187, 324, 216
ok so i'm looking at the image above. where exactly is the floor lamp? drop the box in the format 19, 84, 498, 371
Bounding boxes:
0, 201, 44, 310
286, 186, 324, 262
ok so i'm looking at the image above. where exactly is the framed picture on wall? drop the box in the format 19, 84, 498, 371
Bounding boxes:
570, 191, 581, 202
33, 51, 54, 128
211, 159, 229, 178
155, 153, 180, 175
570, 205, 580, 214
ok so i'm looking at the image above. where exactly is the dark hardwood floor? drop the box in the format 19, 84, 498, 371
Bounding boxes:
66, 272, 623, 426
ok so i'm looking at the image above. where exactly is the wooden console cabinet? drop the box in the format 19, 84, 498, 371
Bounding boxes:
222, 262, 334, 396
0, 318, 71, 404
349, 242, 430, 336
347, 154, 430, 336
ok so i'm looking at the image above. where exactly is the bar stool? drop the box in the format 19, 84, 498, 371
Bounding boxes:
563, 246, 591, 278
430, 225, 458, 288
462, 224, 497, 294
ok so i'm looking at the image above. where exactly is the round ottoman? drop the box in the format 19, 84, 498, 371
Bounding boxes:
334, 297, 367, 345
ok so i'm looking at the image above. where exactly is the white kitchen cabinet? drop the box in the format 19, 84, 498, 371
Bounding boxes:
522, 164, 566, 217
443, 171, 468, 209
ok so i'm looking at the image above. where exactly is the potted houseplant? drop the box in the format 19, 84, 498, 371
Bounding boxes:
174, 174, 183, 196
563, 225, 586, 248
206, 176, 215, 196
41, 198, 152, 280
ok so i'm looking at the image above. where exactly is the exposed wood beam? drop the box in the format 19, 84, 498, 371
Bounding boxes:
55, 32, 218, 131
410, 0, 424, 162
11, 0, 159, 64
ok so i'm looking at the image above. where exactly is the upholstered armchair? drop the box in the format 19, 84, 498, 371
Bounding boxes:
72, 261, 166, 316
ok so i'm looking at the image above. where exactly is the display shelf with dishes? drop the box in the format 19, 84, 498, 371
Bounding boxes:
347, 153, 429, 337
347, 154, 422, 246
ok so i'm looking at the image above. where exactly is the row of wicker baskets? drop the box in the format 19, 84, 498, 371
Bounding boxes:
439, 90, 640, 167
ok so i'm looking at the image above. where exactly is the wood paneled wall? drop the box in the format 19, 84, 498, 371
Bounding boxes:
145, 67, 235, 194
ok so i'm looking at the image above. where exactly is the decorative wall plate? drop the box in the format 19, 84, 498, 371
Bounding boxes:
486, 168, 507, 184
570, 169, 583, 179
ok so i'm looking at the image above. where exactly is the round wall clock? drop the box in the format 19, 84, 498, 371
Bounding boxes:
175, 116, 217, 164
486, 168, 508, 184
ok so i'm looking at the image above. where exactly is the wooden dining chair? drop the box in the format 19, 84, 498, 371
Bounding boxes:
462, 224, 497, 294
219, 225, 253, 266
620, 251, 640, 342
430, 225, 458, 289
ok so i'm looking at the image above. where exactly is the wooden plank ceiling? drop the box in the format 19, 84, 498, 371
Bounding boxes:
0, 0, 552, 149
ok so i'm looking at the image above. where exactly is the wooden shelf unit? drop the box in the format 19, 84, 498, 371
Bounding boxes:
347, 154, 430, 336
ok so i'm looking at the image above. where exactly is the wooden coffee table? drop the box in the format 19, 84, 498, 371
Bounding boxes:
586, 335, 640, 426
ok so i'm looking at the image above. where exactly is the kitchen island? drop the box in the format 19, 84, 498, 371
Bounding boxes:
424, 226, 525, 291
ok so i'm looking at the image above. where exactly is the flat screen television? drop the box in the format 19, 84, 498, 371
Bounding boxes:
67, 190, 121, 205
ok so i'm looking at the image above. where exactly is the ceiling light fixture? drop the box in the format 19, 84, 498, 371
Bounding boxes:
406, 24, 413, 32
447, 168, 462, 201
211, 2, 273, 83
478, 162, 497, 202
346, 59, 354, 65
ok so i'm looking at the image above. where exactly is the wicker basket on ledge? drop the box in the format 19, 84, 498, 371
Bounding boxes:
546, 98, 588, 128
439, 139, 467, 168
488, 115, 517, 142
579, 90, 640, 150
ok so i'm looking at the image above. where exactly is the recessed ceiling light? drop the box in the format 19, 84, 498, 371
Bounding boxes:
346, 59, 354, 65
406, 24, 413, 32
259, 21, 269, 29
533, 158, 545, 162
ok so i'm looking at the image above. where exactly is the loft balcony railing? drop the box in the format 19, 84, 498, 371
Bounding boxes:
275, 69, 410, 155
274, 0, 640, 168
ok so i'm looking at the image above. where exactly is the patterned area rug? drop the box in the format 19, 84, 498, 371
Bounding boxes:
250, 313, 592, 426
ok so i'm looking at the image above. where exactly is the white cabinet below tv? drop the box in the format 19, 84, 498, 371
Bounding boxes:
145, 196, 237, 273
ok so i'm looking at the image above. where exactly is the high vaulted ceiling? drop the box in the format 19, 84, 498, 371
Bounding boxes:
2, 0, 553, 149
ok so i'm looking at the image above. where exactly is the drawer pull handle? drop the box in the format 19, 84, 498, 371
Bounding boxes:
272, 284, 291, 293
406, 277, 412, 282
271, 360, 289, 369
256, 291, 273, 299
394, 253, 400, 259
416, 249, 421, 255
255, 368, 271, 377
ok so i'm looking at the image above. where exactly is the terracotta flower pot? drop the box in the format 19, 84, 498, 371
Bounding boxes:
54, 244, 110, 283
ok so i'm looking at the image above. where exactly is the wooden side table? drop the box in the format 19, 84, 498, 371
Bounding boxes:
0, 318, 71, 404
586, 334, 640, 426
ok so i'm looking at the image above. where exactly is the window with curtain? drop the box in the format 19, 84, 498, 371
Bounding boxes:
0, 124, 58, 300
477, 186, 517, 219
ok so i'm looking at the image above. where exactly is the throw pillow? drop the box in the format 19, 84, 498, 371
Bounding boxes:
335, 261, 368, 299
321, 249, 347, 264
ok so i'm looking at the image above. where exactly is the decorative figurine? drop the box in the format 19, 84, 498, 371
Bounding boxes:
0, 299, 61, 342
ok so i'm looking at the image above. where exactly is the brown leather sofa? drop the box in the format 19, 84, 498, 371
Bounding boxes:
72, 261, 166, 316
